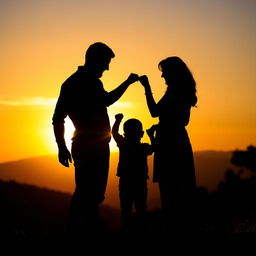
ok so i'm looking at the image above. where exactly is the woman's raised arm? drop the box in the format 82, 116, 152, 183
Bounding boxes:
139, 75, 158, 117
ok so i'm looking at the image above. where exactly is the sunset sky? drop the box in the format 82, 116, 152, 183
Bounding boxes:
1, 0, 255, 163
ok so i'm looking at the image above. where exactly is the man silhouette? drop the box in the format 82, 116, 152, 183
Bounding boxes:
52, 42, 138, 236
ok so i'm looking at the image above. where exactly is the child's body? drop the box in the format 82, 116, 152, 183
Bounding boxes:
112, 114, 154, 231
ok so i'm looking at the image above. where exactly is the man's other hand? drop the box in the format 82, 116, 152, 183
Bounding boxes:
58, 147, 72, 167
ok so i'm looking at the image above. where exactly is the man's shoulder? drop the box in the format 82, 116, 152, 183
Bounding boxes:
62, 70, 80, 85
60, 69, 86, 93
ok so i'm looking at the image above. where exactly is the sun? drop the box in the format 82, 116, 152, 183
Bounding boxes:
63, 117, 75, 148
61, 117, 119, 152
109, 136, 118, 152
45, 116, 118, 154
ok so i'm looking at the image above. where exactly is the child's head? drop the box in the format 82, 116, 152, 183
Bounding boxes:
123, 118, 144, 141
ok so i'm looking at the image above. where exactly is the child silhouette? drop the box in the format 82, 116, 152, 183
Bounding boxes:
112, 113, 154, 233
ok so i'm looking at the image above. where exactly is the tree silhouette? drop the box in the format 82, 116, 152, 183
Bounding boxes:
231, 145, 256, 173
214, 145, 256, 233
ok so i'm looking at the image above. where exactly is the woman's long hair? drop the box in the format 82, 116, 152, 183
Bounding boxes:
158, 56, 198, 107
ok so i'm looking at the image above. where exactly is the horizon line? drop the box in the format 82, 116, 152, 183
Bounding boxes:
0, 149, 239, 164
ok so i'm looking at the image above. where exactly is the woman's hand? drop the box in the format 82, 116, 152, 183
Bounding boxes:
139, 75, 150, 89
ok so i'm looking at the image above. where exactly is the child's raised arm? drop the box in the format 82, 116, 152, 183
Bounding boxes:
112, 113, 124, 143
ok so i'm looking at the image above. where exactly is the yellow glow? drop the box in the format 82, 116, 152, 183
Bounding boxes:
45, 116, 119, 154
63, 118, 75, 150
0, 1, 255, 163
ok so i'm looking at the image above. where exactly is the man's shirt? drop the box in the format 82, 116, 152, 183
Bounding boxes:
52, 66, 111, 143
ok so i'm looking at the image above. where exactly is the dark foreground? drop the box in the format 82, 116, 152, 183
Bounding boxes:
1, 179, 256, 252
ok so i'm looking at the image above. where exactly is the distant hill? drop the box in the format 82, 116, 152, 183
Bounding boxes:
0, 179, 121, 239
1, 177, 255, 241
0, 151, 239, 209
193, 150, 239, 190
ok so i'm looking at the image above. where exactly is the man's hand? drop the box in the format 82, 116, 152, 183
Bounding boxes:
115, 113, 124, 121
126, 73, 139, 85
58, 147, 72, 167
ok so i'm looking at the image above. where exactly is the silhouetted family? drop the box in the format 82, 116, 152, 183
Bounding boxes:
52, 42, 198, 239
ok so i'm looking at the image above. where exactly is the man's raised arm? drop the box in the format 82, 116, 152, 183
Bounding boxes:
106, 73, 139, 106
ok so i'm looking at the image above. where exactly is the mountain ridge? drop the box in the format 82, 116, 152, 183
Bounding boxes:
0, 151, 239, 209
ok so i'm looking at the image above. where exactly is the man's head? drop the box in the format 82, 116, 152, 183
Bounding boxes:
85, 42, 115, 78
123, 118, 144, 141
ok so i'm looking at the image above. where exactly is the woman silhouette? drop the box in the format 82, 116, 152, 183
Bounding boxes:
139, 56, 198, 233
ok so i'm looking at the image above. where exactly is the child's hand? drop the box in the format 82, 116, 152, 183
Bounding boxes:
146, 129, 154, 137
115, 113, 124, 121
146, 124, 158, 137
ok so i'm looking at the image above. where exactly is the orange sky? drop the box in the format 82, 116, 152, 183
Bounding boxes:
1, 0, 256, 163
